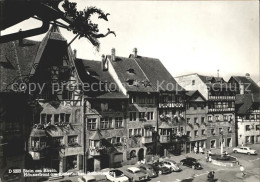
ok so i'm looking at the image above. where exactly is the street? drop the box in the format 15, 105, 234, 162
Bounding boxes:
150, 144, 260, 182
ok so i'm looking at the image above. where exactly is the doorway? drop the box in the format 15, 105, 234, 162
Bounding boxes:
138, 148, 144, 161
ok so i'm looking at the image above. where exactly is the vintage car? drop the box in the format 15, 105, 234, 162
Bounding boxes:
122, 167, 148, 182
138, 164, 158, 178
151, 162, 171, 175
233, 147, 257, 155
162, 159, 182, 172
102, 168, 129, 182
180, 157, 203, 170
78, 174, 107, 182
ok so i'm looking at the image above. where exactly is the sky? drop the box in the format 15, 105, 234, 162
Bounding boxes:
2, 0, 259, 83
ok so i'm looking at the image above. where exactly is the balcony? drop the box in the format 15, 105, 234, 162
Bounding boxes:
141, 136, 153, 144
89, 146, 105, 156
159, 102, 184, 108
208, 108, 235, 113
159, 135, 171, 143
208, 96, 235, 100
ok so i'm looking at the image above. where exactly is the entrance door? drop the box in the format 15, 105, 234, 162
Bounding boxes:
87, 158, 94, 172
138, 148, 144, 161
100, 154, 109, 169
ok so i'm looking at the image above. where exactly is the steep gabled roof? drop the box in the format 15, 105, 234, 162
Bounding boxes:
132, 55, 184, 92
231, 76, 260, 94
186, 90, 206, 102
0, 39, 40, 92
108, 55, 155, 93
75, 59, 127, 98
235, 94, 253, 115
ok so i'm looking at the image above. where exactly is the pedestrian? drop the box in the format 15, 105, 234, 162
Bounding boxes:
208, 156, 212, 163
209, 150, 212, 156
240, 165, 245, 176
207, 170, 215, 181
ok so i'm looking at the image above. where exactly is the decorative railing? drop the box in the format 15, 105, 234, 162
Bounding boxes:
208, 96, 235, 100
208, 108, 235, 113
159, 102, 184, 108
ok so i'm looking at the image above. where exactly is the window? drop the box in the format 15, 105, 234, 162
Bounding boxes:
68, 135, 78, 146
129, 129, 133, 137
130, 112, 136, 121
139, 112, 145, 119
192, 80, 195, 85
194, 117, 198, 124
47, 114, 52, 123
147, 95, 154, 104
194, 104, 197, 110
201, 104, 204, 110
133, 128, 142, 136
210, 140, 216, 148
224, 115, 228, 121
202, 129, 206, 136
60, 113, 65, 123
65, 114, 70, 123
54, 114, 59, 123
101, 103, 108, 111
100, 117, 113, 129
53, 137, 64, 146
180, 127, 184, 133
219, 128, 223, 134
229, 115, 233, 121
245, 125, 250, 131
228, 127, 232, 133
187, 131, 191, 137
215, 115, 219, 121
187, 118, 191, 124
208, 116, 212, 122
139, 97, 145, 104
256, 125, 260, 131
194, 130, 198, 137
41, 114, 46, 124
256, 115, 260, 119
130, 95, 136, 104
147, 112, 154, 120
115, 117, 123, 128
201, 117, 205, 123
211, 129, 215, 135
87, 118, 97, 130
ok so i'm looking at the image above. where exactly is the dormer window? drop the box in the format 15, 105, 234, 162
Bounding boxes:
127, 68, 136, 74
126, 79, 135, 86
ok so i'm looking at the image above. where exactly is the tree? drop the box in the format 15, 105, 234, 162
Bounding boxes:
0, 0, 116, 48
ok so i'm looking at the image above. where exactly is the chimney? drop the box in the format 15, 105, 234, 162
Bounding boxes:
133, 48, 137, 58
19, 29, 23, 46
111, 48, 116, 61
101, 54, 108, 71
73, 49, 77, 58
239, 81, 244, 95
245, 73, 250, 79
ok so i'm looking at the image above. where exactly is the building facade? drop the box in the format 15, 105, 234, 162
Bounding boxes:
229, 74, 260, 146
175, 74, 236, 149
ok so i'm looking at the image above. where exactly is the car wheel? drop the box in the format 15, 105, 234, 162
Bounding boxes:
159, 170, 162, 175
192, 165, 195, 169
233, 150, 237, 153
247, 152, 251, 155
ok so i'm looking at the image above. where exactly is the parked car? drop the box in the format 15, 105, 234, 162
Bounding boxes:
102, 168, 129, 182
78, 174, 107, 182
233, 147, 257, 155
180, 157, 203, 170
151, 162, 171, 175
162, 159, 182, 172
122, 167, 148, 182
138, 164, 158, 178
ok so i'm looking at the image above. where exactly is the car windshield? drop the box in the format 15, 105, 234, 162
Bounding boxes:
134, 170, 141, 174
248, 148, 251, 150
111, 170, 124, 177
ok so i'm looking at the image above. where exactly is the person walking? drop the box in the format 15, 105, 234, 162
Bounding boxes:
240, 165, 245, 176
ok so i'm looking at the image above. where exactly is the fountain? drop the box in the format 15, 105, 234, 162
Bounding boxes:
210, 132, 238, 167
